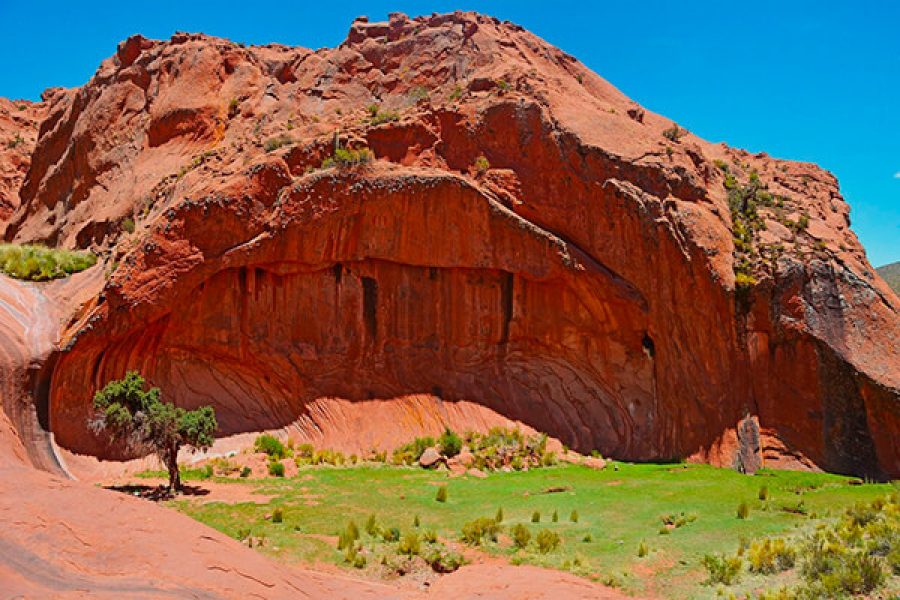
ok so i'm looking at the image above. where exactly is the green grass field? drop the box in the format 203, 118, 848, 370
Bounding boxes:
160, 461, 897, 598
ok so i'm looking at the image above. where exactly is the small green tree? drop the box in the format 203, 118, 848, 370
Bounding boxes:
90, 371, 217, 492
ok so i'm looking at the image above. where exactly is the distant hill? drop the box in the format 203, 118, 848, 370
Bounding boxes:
877, 261, 900, 294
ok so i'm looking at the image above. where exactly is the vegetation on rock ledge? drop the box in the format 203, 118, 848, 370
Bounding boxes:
0, 244, 97, 281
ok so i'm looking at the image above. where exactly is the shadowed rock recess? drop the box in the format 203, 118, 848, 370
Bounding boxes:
1, 12, 898, 485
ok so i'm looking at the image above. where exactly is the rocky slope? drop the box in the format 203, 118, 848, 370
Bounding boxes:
1, 11, 897, 485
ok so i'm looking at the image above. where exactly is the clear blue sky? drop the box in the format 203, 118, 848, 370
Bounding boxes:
1, 1, 897, 266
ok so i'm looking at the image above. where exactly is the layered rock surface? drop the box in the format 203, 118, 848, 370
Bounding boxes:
0, 97, 44, 221
1, 12, 897, 484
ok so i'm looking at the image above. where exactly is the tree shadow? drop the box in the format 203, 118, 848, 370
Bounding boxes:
104, 483, 211, 501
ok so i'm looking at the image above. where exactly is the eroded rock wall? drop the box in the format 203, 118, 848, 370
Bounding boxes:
1, 12, 896, 478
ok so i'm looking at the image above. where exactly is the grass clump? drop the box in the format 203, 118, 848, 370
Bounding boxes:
748, 538, 795, 574
364, 514, 378, 536
263, 135, 292, 153
535, 529, 561, 554
398, 531, 420, 556
392, 435, 435, 465
239, 466, 251, 478
759, 485, 770, 501
321, 146, 373, 169
531, 511, 541, 523
662, 124, 686, 142
272, 507, 284, 523
473, 155, 490, 174
570, 510, 579, 523
511, 523, 531, 549
701, 553, 742, 585
461, 517, 500, 546
495, 507, 504, 523
0, 244, 97, 281
366, 104, 399, 125
737, 501, 750, 520
337, 521, 360, 550
637, 540, 649, 558
435, 486, 448, 503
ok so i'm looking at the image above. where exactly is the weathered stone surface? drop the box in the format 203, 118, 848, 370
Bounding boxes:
419, 447, 442, 468
0, 97, 44, 222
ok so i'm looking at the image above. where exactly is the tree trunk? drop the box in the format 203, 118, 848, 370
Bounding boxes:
166, 442, 181, 492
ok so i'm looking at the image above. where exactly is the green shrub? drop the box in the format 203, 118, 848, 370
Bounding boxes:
121, 217, 135, 234
254, 434, 287, 459
264, 135, 292, 153
413, 514, 420, 528
424, 546, 464, 573
637, 540, 648, 557
825, 553, 885, 596
367, 104, 399, 125
737, 501, 750, 519
662, 125, 686, 142
365, 514, 378, 536
393, 436, 435, 465
461, 517, 500, 546
701, 554, 741, 585
268, 461, 285, 477
321, 146, 373, 169
473, 155, 490, 174
582, 533, 592, 543
239, 466, 251, 478
399, 531, 421, 556
0, 244, 97, 281
535, 529, 561, 554
337, 521, 360, 550
435, 486, 448, 503
551, 510, 558, 523
748, 538, 795, 574
439, 427, 462, 457
570, 510, 579, 523
272, 508, 283, 523
381, 526, 400, 542
511, 523, 531, 549
758, 485, 769, 501
531, 511, 540, 523
423, 529, 438, 544
295, 443, 314, 459
495, 507, 504, 523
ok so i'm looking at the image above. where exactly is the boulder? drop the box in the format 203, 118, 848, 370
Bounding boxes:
419, 447, 443, 468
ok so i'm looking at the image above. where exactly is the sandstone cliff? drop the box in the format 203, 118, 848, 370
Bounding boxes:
0, 97, 44, 221
1, 12, 897, 479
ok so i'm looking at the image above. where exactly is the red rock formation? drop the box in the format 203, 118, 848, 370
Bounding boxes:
2, 12, 898, 482
0, 97, 44, 222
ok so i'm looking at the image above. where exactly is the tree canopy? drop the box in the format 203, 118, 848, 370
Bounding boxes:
90, 371, 217, 491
